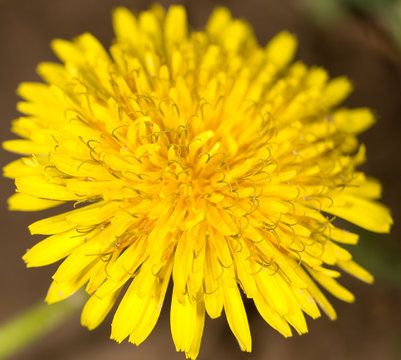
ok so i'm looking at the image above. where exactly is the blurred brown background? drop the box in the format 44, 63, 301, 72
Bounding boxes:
0, 0, 400, 359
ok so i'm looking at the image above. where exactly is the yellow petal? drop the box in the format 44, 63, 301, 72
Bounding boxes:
86, 251, 119, 294
81, 290, 121, 330
337, 259, 374, 284
229, 238, 258, 298
327, 193, 393, 233
186, 300, 205, 360
46, 271, 90, 304
308, 267, 355, 303
138, 10, 163, 48
23, 229, 86, 267
95, 240, 148, 299
260, 273, 308, 335
327, 225, 359, 245
37, 62, 69, 87
222, 278, 252, 352
206, 7, 232, 38
3, 158, 40, 178
172, 233, 193, 304
16, 175, 79, 201
334, 108, 375, 134
322, 76, 353, 107
129, 264, 171, 345
8, 193, 63, 211
113, 7, 138, 43
52, 240, 100, 284
112, 262, 171, 344
265, 31, 297, 69
255, 271, 289, 315
204, 246, 224, 319
343, 176, 382, 199
170, 289, 205, 358
292, 263, 337, 320
165, 5, 188, 46
50, 152, 115, 180
254, 295, 292, 337
66, 201, 120, 226
3, 140, 52, 155
66, 179, 124, 197
111, 281, 148, 343
291, 287, 321, 320
28, 201, 101, 235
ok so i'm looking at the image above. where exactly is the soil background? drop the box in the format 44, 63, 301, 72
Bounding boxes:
0, 0, 400, 359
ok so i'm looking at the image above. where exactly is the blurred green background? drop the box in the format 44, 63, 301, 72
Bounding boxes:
0, 0, 400, 359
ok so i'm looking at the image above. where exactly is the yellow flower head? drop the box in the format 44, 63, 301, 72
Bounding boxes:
3, 5, 393, 358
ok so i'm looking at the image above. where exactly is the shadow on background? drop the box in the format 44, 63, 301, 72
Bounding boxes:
0, 0, 400, 359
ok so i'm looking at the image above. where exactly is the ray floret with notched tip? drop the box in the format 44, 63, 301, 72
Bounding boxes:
3, 4, 393, 359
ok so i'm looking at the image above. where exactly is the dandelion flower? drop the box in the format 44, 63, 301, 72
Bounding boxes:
3, 5, 393, 358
